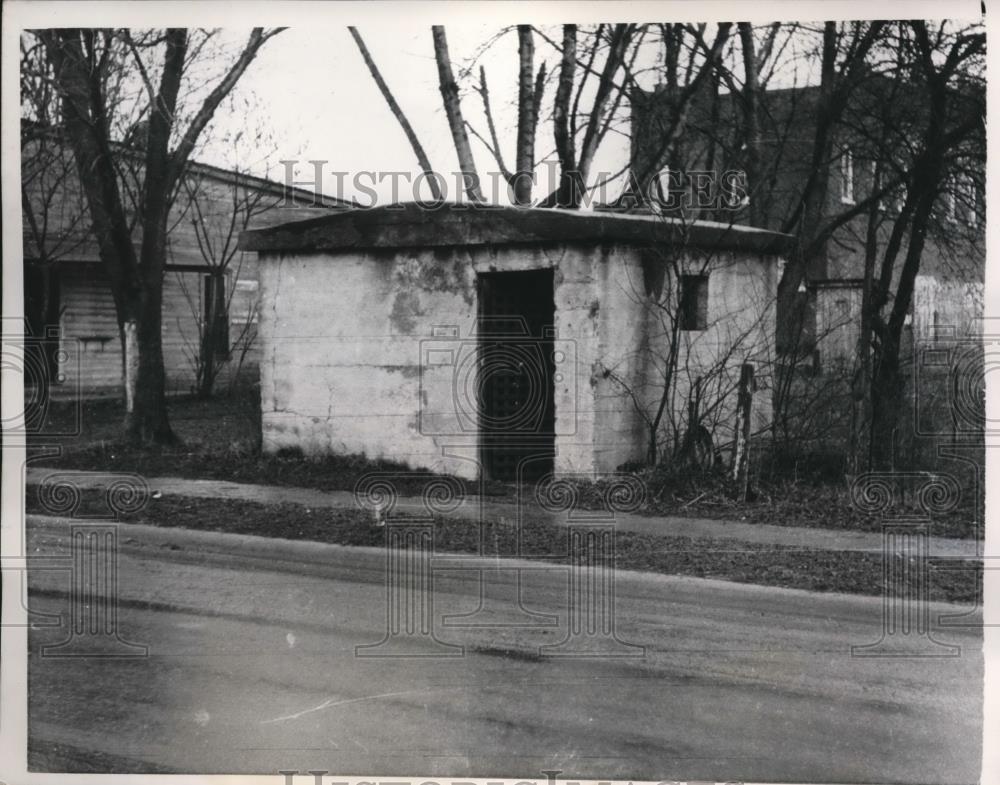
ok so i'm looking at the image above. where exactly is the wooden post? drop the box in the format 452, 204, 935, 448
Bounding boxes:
732, 363, 755, 502
688, 376, 701, 429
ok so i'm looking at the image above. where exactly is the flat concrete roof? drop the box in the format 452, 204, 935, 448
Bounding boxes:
239, 202, 795, 256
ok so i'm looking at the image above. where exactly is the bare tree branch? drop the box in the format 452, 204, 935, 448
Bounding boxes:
432, 25, 484, 203
474, 65, 512, 181
166, 27, 285, 190
348, 26, 442, 201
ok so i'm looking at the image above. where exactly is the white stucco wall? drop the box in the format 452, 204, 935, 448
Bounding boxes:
257, 242, 778, 478
814, 275, 985, 366
814, 284, 863, 372
598, 249, 778, 464
910, 275, 985, 342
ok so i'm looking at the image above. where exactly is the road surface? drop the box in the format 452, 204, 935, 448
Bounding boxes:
24, 515, 983, 782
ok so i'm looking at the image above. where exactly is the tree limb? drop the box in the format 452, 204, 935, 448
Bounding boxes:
166, 27, 285, 191
432, 25, 484, 202
348, 26, 442, 201
475, 65, 512, 180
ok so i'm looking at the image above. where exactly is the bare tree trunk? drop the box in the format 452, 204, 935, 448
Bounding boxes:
851, 178, 880, 473
41, 27, 281, 446
732, 363, 755, 501
513, 26, 544, 205
198, 311, 218, 399
648, 297, 683, 465
775, 25, 837, 343
738, 23, 762, 226
552, 25, 578, 207
124, 287, 173, 443
634, 24, 732, 193
775, 23, 884, 329
348, 27, 443, 201
431, 26, 484, 203
870, 148, 943, 468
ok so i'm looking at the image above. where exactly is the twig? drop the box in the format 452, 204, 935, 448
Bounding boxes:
680, 491, 707, 509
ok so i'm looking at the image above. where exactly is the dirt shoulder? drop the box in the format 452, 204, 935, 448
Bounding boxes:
24, 489, 981, 604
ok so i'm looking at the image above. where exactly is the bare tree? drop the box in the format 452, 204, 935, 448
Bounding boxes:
32, 27, 284, 445
348, 20, 984, 477
666, 19, 983, 471
599, 209, 775, 472
511, 26, 546, 205
864, 20, 985, 468
20, 38, 92, 401
432, 26, 485, 203
348, 27, 443, 201
631, 23, 733, 196
352, 23, 656, 207
177, 166, 273, 398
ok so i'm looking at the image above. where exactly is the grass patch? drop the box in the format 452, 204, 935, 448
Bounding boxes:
31, 397, 983, 539
31, 396, 511, 497
641, 472, 982, 539
26, 489, 981, 604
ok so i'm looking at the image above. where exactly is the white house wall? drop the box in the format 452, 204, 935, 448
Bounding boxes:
58, 266, 259, 397
632, 251, 777, 462
814, 275, 985, 367
58, 265, 121, 393
911, 274, 985, 342
257, 243, 778, 478
258, 244, 608, 478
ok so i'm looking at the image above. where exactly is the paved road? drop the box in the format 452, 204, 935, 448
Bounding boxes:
25, 516, 983, 782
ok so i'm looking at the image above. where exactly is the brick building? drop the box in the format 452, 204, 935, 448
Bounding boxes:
631, 76, 985, 364
632, 76, 985, 453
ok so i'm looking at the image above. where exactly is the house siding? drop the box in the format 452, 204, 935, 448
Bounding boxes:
23, 131, 341, 399
58, 264, 121, 393
58, 264, 211, 396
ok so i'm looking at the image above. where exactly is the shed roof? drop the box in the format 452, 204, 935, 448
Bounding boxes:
238, 202, 794, 256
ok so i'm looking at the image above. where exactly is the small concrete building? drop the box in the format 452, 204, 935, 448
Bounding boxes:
240, 204, 792, 481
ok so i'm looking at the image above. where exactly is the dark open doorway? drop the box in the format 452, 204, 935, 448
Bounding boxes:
477, 269, 556, 482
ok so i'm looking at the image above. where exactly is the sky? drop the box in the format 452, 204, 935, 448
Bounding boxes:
205, 22, 643, 205
8, 0, 987, 207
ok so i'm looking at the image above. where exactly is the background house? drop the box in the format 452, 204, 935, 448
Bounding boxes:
21, 123, 347, 399
632, 77, 984, 357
